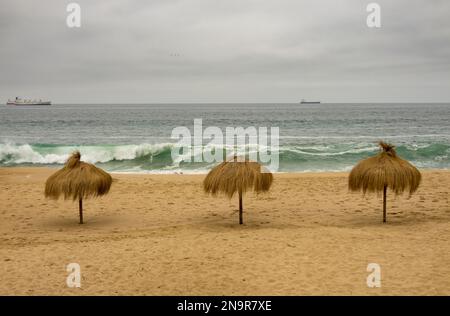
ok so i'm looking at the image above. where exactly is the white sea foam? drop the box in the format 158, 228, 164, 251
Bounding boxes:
0, 142, 173, 165
1, 141, 449, 172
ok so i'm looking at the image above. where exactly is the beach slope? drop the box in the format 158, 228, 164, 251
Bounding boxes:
1, 168, 449, 295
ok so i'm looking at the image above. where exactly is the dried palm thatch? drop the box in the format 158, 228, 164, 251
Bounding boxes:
45, 151, 112, 224
203, 156, 273, 224
348, 141, 421, 222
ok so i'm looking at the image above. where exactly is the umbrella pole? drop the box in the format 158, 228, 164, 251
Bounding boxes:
239, 191, 243, 225
79, 198, 84, 224
383, 185, 387, 223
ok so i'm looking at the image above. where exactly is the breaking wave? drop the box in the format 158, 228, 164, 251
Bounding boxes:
0, 141, 449, 173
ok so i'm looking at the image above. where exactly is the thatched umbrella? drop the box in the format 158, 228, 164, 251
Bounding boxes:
45, 151, 112, 224
348, 141, 421, 223
203, 156, 273, 224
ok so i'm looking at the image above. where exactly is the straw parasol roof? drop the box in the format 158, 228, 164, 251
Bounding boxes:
45, 151, 112, 224
348, 141, 421, 222
203, 156, 273, 224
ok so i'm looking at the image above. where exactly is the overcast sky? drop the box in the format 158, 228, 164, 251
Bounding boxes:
1, 0, 449, 103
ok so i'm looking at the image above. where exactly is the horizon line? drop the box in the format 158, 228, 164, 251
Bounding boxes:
20, 101, 450, 105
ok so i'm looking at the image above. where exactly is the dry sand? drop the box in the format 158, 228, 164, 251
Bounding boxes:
0, 167, 449, 295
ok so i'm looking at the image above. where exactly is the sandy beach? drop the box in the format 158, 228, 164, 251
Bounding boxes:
1, 167, 449, 295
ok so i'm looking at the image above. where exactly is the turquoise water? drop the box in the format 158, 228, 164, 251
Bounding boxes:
0, 103, 449, 173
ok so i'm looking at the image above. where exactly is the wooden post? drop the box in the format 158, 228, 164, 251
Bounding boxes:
383, 185, 387, 223
239, 191, 243, 225
79, 198, 84, 224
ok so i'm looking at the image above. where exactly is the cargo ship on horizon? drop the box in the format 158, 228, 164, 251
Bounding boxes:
300, 99, 321, 104
6, 97, 51, 106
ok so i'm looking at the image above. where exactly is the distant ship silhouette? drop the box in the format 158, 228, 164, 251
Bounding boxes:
6, 97, 51, 106
300, 99, 321, 104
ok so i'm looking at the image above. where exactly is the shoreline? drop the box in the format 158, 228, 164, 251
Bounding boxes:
1, 166, 449, 175
1, 167, 450, 295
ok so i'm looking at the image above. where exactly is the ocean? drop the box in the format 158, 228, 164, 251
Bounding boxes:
1, 103, 449, 173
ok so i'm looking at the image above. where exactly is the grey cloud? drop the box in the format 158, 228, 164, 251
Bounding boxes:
0, 0, 449, 103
